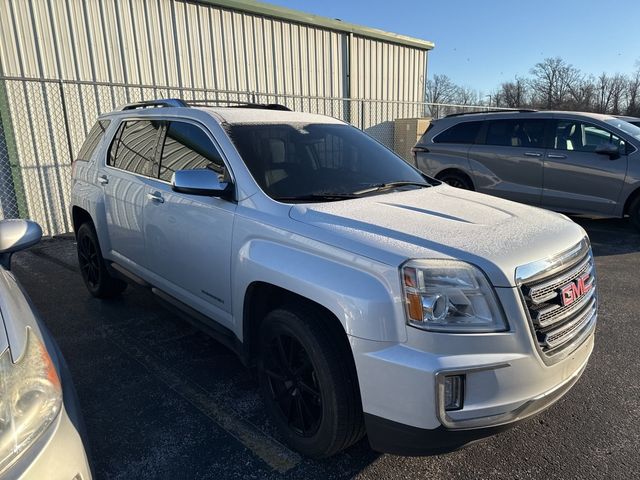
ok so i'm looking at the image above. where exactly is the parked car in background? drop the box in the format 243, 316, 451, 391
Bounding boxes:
0, 219, 92, 479
71, 100, 596, 458
413, 110, 640, 230
615, 115, 640, 127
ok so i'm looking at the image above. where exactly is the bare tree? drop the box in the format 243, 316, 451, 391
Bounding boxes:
594, 73, 616, 113
499, 77, 528, 108
626, 69, 640, 116
425, 74, 459, 105
529, 57, 581, 109
567, 75, 596, 111
454, 85, 482, 106
426, 74, 461, 117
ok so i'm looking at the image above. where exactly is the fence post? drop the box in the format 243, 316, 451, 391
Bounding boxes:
58, 81, 74, 164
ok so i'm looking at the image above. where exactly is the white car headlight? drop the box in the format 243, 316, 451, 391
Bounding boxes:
0, 329, 62, 471
401, 259, 508, 333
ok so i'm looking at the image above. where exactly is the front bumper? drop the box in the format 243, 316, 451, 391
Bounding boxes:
351, 287, 595, 456
365, 356, 588, 456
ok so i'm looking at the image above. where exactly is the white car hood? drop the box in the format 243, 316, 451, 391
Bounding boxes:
288, 185, 586, 287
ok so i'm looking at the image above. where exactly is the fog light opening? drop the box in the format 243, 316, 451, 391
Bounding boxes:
444, 375, 465, 411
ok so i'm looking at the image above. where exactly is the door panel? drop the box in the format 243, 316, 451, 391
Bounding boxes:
144, 184, 236, 324
542, 120, 628, 215
468, 118, 547, 205
102, 120, 161, 266
143, 120, 236, 327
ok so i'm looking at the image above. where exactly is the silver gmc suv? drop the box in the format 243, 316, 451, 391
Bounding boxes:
413, 110, 640, 230
70, 99, 597, 458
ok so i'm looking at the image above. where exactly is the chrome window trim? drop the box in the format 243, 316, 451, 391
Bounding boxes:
102, 115, 237, 194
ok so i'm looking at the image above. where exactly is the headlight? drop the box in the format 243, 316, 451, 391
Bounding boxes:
0, 329, 62, 471
401, 259, 507, 333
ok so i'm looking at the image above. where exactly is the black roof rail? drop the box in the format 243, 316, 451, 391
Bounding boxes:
187, 99, 292, 111
445, 109, 537, 118
121, 98, 188, 111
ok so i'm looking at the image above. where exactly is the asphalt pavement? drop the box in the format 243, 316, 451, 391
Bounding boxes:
11, 217, 640, 480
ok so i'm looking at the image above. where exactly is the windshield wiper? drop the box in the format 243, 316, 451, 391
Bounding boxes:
274, 193, 358, 202
352, 181, 432, 196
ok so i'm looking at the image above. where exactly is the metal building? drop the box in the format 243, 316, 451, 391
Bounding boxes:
0, 0, 434, 235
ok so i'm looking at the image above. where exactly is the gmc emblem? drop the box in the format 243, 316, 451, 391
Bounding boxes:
559, 273, 592, 307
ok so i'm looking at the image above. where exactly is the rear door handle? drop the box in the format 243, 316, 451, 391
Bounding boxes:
147, 192, 165, 204
98, 175, 109, 185
524, 152, 542, 157
547, 153, 567, 159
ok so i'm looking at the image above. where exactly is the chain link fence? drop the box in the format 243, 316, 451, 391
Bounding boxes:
0, 76, 503, 236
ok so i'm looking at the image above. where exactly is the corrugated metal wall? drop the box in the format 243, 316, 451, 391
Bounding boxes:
0, 0, 349, 96
349, 35, 427, 147
0, 0, 429, 235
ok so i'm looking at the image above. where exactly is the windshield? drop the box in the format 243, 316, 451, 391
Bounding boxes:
225, 122, 429, 201
605, 118, 640, 140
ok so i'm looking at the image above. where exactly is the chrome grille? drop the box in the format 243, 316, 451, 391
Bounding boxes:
517, 239, 597, 363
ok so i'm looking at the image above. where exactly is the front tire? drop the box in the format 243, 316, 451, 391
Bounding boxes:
257, 304, 364, 458
76, 222, 127, 298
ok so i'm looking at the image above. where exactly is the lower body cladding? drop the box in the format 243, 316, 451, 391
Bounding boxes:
351, 288, 595, 456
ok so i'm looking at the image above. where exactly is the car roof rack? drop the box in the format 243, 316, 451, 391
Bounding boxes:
445, 109, 537, 118
120, 98, 188, 111
187, 99, 291, 111
119, 98, 292, 112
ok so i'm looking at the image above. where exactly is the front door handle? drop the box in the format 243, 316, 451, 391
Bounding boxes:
547, 153, 567, 159
147, 192, 165, 204
524, 152, 542, 157
98, 175, 109, 185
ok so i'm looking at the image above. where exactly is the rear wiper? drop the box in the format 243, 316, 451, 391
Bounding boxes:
273, 193, 358, 202
353, 181, 432, 196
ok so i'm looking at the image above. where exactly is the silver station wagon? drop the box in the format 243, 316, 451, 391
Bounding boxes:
413, 110, 640, 229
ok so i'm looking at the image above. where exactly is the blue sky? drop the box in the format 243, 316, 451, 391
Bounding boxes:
267, 0, 640, 94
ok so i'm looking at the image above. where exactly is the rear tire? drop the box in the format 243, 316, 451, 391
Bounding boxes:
630, 196, 640, 231
76, 222, 127, 298
437, 171, 473, 190
257, 304, 364, 458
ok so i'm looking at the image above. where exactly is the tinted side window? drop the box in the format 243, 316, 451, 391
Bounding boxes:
77, 120, 110, 162
484, 119, 546, 147
433, 121, 481, 144
108, 120, 160, 175
553, 120, 626, 153
158, 122, 225, 183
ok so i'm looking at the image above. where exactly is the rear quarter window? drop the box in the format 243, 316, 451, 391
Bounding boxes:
433, 121, 482, 144
76, 120, 110, 162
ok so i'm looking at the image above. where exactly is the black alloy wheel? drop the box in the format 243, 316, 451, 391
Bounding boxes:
257, 305, 364, 458
78, 233, 100, 289
263, 332, 323, 437
76, 222, 127, 298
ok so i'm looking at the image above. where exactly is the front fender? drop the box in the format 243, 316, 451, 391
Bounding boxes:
233, 239, 406, 343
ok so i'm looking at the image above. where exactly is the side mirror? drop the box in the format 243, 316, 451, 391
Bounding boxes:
595, 143, 620, 159
0, 219, 42, 270
171, 169, 232, 197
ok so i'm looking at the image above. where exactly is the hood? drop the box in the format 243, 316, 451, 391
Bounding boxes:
288, 185, 586, 287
